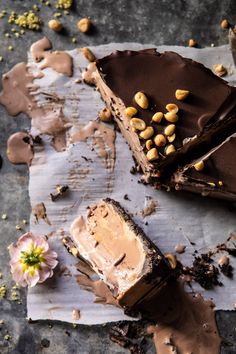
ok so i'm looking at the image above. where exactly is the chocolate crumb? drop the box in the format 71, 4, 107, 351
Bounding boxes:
219, 263, 233, 278
109, 322, 145, 354
183, 253, 222, 289
41, 338, 50, 348
124, 194, 130, 201
50, 185, 69, 201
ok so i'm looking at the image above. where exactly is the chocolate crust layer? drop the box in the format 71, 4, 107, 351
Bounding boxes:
93, 49, 236, 178
170, 134, 236, 202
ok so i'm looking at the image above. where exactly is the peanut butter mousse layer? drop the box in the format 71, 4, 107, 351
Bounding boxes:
69, 198, 173, 310
89, 49, 236, 179
171, 134, 236, 201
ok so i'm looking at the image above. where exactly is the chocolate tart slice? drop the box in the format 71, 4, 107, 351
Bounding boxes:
88, 49, 236, 179
68, 198, 174, 310
170, 134, 236, 202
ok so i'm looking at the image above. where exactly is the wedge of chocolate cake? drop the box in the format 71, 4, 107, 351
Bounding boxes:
87, 49, 236, 180
170, 134, 236, 201
67, 198, 174, 310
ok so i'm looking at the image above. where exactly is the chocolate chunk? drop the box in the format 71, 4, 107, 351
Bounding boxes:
92, 49, 236, 179
69, 198, 174, 310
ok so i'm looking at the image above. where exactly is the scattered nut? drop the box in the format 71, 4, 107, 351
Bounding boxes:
167, 133, 176, 143
139, 126, 154, 139
152, 112, 163, 123
77, 18, 91, 33
166, 103, 179, 114
213, 64, 227, 77
164, 112, 178, 123
164, 124, 176, 136
146, 148, 159, 161
221, 19, 229, 29
134, 91, 149, 109
188, 39, 197, 47
146, 139, 153, 150
165, 253, 177, 269
218, 180, 223, 186
81, 47, 96, 62
175, 89, 190, 101
194, 160, 204, 171
15, 225, 22, 231
154, 134, 166, 147
99, 107, 113, 122
125, 106, 137, 117
165, 144, 176, 155
1, 214, 7, 220
208, 182, 216, 187
48, 19, 63, 32
130, 118, 146, 131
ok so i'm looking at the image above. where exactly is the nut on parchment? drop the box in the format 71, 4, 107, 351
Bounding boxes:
213, 64, 227, 77
164, 112, 178, 123
48, 19, 63, 32
152, 112, 163, 123
81, 47, 96, 62
99, 107, 113, 122
165, 253, 177, 269
139, 126, 154, 139
77, 17, 91, 33
165, 144, 176, 155
166, 103, 179, 114
146, 147, 159, 161
146, 139, 153, 150
130, 118, 146, 131
188, 39, 197, 47
220, 19, 229, 29
175, 89, 190, 101
154, 134, 166, 147
125, 106, 138, 117
164, 124, 175, 136
134, 91, 149, 109
194, 160, 204, 171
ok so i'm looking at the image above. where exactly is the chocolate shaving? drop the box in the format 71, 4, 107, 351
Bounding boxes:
219, 263, 234, 278
109, 322, 145, 354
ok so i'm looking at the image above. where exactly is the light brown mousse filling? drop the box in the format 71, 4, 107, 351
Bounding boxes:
70, 201, 146, 298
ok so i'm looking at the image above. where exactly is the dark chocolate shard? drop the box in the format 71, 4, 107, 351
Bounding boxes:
171, 134, 236, 202
92, 49, 236, 178
69, 198, 174, 310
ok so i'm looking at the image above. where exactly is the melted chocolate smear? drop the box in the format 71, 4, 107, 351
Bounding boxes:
30, 37, 73, 77
71, 121, 116, 171
7, 131, 34, 165
76, 274, 120, 307
0, 40, 73, 152
143, 279, 221, 354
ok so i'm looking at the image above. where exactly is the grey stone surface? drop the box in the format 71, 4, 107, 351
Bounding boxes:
0, 0, 236, 353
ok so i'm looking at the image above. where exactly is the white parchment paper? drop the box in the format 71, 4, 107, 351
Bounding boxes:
27, 43, 236, 324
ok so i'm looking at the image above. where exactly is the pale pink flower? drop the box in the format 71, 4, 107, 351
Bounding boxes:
8, 232, 58, 287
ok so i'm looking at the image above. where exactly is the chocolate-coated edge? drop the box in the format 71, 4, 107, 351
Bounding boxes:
94, 50, 236, 181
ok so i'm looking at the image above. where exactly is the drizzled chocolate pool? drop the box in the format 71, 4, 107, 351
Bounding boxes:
90, 49, 236, 179
69, 198, 173, 310
171, 134, 236, 201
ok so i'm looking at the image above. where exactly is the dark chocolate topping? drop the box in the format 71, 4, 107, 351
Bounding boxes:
96, 50, 236, 172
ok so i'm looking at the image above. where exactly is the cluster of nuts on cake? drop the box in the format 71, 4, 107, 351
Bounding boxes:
124, 89, 190, 162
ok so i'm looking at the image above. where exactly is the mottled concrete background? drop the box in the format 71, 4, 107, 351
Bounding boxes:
0, 0, 236, 353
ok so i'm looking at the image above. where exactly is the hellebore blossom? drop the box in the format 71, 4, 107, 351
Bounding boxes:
9, 232, 58, 287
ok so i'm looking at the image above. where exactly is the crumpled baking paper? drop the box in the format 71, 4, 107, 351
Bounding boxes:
27, 43, 236, 324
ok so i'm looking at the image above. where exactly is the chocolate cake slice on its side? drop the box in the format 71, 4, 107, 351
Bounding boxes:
88, 49, 236, 180
68, 198, 174, 311
170, 134, 236, 202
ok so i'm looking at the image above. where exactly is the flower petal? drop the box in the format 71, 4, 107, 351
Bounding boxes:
24, 267, 40, 287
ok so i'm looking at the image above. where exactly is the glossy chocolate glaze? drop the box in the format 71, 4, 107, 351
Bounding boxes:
173, 135, 236, 200
96, 50, 236, 175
